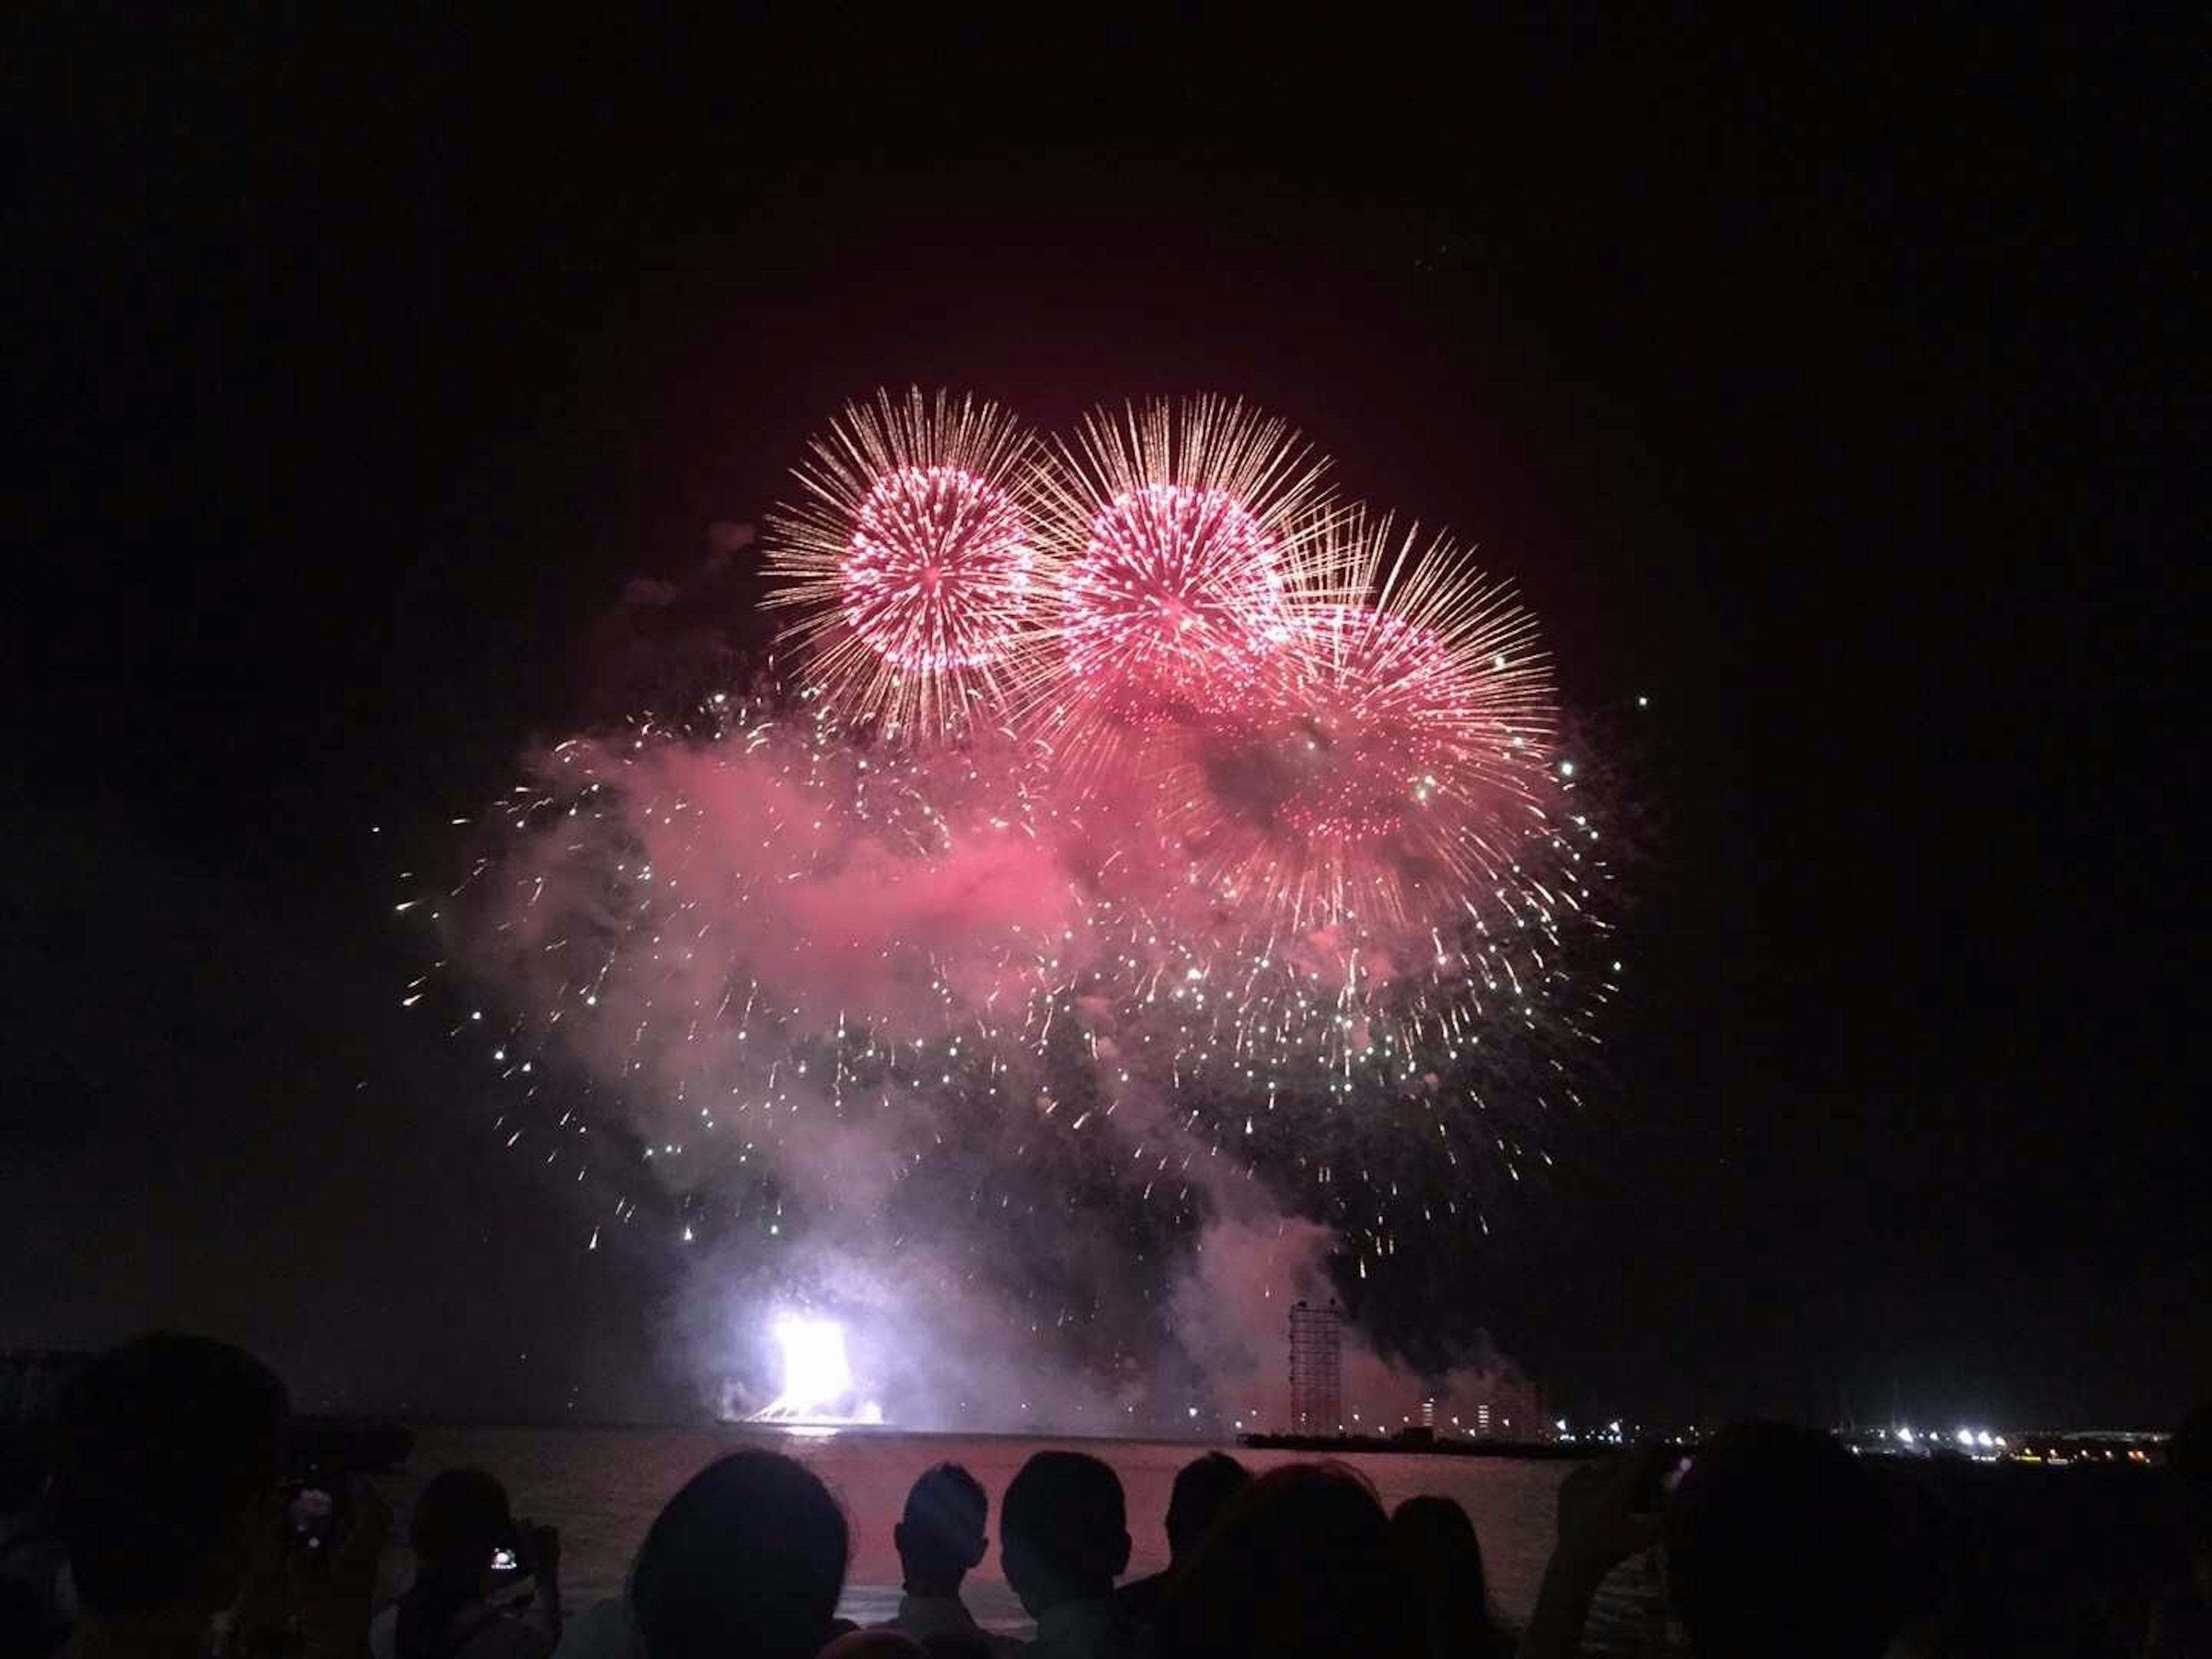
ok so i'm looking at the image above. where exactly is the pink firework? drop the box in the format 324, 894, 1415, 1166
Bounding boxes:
1176, 514, 1558, 931
766, 389, 1051, 740
840, 464, 1033, 671
1062, 482, 1285, 715
1033, 397, 1335, 759
1273, 603, 1463, 843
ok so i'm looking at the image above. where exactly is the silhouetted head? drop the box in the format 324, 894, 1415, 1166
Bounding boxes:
1664, 1423, 1897, 1659
817, 1633, 926, 1659
1159, 1462, 1414, 1659
2173, 1398, 2212, 1593
0, 1426, 43, 1516
1390, 1495, 1510, 1659
1164, 1453, 1249, 1562
410, 1468, 514, 1583
630, 1449, 850, 1659
893, 1463, 988, 1593
999, 1451, 1130, 1617
43, 1332, 289, 1619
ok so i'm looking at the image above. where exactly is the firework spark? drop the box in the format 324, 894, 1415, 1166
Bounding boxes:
766, 388, 1051, 741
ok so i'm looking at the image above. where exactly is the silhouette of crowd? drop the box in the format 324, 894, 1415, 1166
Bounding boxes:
5, 1334, 2206, 1659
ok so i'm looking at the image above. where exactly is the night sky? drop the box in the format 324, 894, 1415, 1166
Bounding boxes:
9, 18, 2203, 1430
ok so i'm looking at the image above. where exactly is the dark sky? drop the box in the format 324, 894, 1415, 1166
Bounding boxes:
9, 17, 2203, 1429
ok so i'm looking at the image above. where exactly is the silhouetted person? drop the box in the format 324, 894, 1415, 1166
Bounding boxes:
2146, 1399, 2212, 1657
624, 1450, 848, 1659
873, 1465, 1012, 1654
2, 1426, 69, 1659
42, 1333, 384, 1659
1389, 1496, 1512, 1659
1156, 1463, 1414, 1659
45, 1332, 286, 1659
1113, 1453, 1247, 1631
369, 1470, 559, 1659
1667, 1424, 1897, 1658
1520, 1426, 1895, 1659
998, 1453, 1131, 1659
817, 1633, 926, 1659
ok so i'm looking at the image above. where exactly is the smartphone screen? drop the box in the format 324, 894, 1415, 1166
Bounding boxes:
286, 1487, 337, 1553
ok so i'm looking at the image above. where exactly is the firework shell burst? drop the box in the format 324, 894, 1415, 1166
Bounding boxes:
764, 388, 1054, 741
1030, 396, 1337, 767
1169, 510, 1560, 938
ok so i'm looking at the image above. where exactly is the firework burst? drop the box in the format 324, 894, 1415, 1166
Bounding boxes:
1175, 512, 1558, 935
1033, 397, 1335, 759
766, 388, 1051, 741
402, 389, 1628, 1412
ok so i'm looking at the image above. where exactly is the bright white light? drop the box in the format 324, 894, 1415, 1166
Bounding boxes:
1897, 1426, 1915, 1442
1976, 1430, 1995, 1448
763, 1315, 851, 1419
1956, 1428, 1974, 1446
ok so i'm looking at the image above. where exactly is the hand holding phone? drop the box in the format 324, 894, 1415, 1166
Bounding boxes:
1555, 1442, 1668, 1574
525, 1523, 560, 1584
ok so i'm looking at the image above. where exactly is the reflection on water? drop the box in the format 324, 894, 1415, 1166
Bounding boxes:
372, 1426, 1675, 1653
